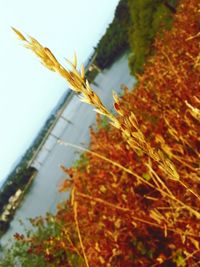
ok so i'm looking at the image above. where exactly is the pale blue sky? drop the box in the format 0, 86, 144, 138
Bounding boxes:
0, 0, 119, 182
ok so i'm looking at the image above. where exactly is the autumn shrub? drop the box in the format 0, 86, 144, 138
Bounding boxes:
0, 213, 83, 267
7, 0, 200, 266
60, 1, 200, 265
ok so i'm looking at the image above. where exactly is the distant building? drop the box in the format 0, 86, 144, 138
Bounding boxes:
8, 189, 22, 205
0, 189, 23, 223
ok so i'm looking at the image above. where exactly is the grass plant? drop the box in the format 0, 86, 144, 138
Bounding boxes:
8, 0, 200, 265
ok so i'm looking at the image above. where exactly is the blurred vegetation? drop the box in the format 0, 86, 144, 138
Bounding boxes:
93, 0, 177, 74
128, 0, 177, 75
73, 154, 89, 172
0, 212, 83, 267
94, 0, 131, 69
0, 167, 37, 237
85, 67, 99, 84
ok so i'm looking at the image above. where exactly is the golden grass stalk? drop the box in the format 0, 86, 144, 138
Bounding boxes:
13, 28, 185, 184
72, 189, 90, 267
13, 28, 200, 219
58, 140, 200, 219
76, 191, 199, 239
185, 100, 200, 121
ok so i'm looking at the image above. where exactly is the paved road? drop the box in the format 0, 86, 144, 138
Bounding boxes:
1, 52, 135, 245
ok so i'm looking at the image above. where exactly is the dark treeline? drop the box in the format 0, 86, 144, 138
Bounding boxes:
0, 115, 54, 216
93, 0, 178, 74
0, 167, 37, 235
0, 167, 37, 214
94, 0, 131, 69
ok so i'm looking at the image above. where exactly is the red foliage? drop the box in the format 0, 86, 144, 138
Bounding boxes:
17, 0, 200, 266
61, 1, 200, 265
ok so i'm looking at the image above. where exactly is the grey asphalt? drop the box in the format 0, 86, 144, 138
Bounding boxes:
1, 52, 135, 245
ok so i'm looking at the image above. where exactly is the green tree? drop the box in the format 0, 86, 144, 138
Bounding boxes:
94, 0, 131, 68
0, 213, 82, 267
128, 0, 177, 75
